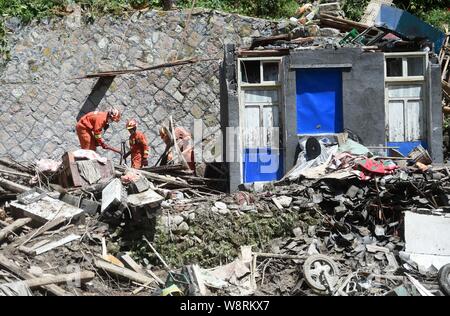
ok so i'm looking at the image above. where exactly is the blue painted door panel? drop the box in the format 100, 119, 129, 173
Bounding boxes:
387, 141, 428, 157
296, 69, 343, 134
243, 148, 283, 183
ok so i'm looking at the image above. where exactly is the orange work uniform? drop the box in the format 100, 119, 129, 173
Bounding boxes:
76, 111, 108, 151
129, 131, 150, 169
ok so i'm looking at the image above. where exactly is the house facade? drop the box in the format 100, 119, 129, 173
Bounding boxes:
221, 44, 443, 192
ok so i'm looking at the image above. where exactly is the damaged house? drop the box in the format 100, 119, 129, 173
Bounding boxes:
221, 5, 445, 192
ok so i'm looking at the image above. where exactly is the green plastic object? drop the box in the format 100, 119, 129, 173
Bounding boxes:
339, 28, 360, 45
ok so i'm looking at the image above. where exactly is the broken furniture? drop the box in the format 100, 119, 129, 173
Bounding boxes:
56, 152, 114, 188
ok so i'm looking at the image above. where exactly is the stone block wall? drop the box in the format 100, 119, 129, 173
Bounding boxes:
0, 8, 278, 164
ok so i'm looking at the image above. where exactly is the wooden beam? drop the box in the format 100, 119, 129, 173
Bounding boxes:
0, 254, 71, 296
6, 216, 66, 250
23, 271, 95, 288
0, 218, 32, 243
94, 260, 155, 285
0, 177, 31, 193
0, 158, 31, 173
120, 253, 147, 275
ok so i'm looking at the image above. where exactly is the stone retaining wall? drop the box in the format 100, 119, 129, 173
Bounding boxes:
0, 8, 278, 164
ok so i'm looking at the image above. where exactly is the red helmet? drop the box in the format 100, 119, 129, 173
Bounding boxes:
109, 108, 121, 122
126, 119, 137, 130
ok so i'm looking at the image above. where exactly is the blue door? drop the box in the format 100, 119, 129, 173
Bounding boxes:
296, 69, 343, 134
243, 148, 283, 183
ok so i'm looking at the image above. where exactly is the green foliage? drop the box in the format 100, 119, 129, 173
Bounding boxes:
394, 0, 449, 31
176, 0, 298, 19
420, 9, 450, 31
147, 210, 307, 268
342, 0, 370, 21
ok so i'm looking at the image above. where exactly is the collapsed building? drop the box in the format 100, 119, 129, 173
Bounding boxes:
0, 3, 450, 297
221, 4, 445, 192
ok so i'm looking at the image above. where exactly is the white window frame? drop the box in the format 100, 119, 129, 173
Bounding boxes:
238, 57, 282, 87
384, 52, 428, 145
384, 52, 428, 82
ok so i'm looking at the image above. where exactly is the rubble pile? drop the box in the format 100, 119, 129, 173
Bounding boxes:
0, 141, 450, 296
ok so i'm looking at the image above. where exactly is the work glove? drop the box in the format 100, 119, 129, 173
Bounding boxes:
100, 142, 108, 149
142, 158, 149, 167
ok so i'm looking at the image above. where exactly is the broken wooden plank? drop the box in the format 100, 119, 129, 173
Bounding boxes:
121, 253, 147, 275
22, 271, 95, 289
0, 168, 33, 178
34, 234, 80, 255
78, 57, 216, 79
0, 254, 71, 296
0, 177, 31, 193
0, 158, 31, 173
250, 34, 293, 49
6, 216, 66, 250
94, 259, 155, 285
254, 252, 306, 260
0, 218, 32, 243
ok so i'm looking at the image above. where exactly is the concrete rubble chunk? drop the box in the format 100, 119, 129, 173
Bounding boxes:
127, 188, 164, 208
129, 176, 151, 194
278, 196, 293, 208
101, 179, 124, 213
9, 195, 85, 225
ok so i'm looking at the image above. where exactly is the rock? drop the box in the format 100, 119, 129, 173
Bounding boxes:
307, 225, 316, 237
319, 27, 341, 37
312, 194, 323, 204
26, 266, 44, 278
306, 25, 320, 37
240, 205, 256, 213
172, 215, 184, 226
188, 212, 196, 222
293, 227, 303, 238
214, 202, 227, 210
278, 196, 293, 208
4, 17, 21, 32
218, 208, 229, 215
177, 222, 189, 232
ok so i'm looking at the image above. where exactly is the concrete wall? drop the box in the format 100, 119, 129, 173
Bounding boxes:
0, 9, 279, 164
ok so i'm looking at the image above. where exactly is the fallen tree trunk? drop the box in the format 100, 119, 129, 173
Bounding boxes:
0, 218, 32, 243
0, 254, 71, 296
0, 177, 31, 193
94, 260, 155, 285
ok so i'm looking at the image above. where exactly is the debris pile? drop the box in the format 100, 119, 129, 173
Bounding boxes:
2, 136, 450, 296
242, 2, 437, 57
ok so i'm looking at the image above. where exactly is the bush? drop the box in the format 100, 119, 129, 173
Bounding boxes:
342, 0, 370, 21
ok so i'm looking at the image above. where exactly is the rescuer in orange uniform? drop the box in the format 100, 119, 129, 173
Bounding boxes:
123, 119, 150, 169
76, 108, 121, 153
